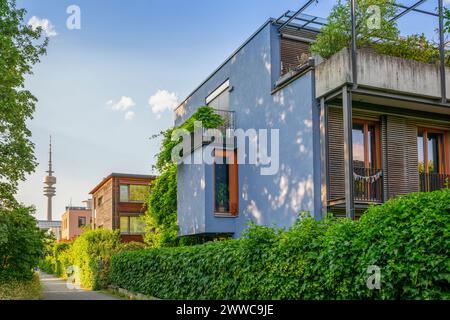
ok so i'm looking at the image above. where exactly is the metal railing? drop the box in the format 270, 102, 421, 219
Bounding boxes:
213, 109, 235, 133
353, 167, 383, 203
419, 173, 450, 192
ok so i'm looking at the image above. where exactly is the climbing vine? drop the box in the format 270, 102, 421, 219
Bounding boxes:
143, 106, 224, 247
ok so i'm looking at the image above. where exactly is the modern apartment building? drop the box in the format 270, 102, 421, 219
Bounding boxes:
61, 206, 92, 241
175, 7, 450, 238
89, 173, 155, 242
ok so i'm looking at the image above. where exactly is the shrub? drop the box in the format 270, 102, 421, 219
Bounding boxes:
39, 229, 122, 290
110, 190, 450, 300
0, 205, 45, 281
0, 273, 41, 300
70, 229, 121, 290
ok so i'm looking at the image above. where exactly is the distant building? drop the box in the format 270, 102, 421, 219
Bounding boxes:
61, 206, 92, 241
89, 173, 156, 242
38, 220, 62, 241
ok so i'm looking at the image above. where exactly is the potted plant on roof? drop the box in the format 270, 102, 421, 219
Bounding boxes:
216, 183, 229, 213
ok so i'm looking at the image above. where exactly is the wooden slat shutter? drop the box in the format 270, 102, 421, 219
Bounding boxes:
385, 116, 419, 198
327, 107, 345, 200
280, 38, 311, 75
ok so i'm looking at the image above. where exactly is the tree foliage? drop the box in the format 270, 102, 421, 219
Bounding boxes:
0, 0, 48, 206
311, 0, 448, 66
311, 0, 398, 59
0, 205, 45, 280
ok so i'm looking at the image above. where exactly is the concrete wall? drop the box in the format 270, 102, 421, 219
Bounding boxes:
315, 48, 450, 99
176, 22, 318, 237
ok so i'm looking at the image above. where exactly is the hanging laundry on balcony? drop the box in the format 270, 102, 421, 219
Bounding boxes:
353, 170, 383, 183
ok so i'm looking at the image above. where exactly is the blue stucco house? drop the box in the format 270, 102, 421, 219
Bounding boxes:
175, 9, 450, 239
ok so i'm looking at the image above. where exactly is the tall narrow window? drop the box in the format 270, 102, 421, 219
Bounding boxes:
418, 129, 448, 192
119, 216, 129, 234
119, 185, 129, 202
214, 149, 238, 215
352, 122, 378, 169
352, 120, 382, 202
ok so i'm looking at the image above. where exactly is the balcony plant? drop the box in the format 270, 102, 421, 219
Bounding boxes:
311, 0, 449, 66
215, 182, 229, 213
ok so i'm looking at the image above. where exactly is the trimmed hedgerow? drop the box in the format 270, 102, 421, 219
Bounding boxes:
109, 190, 450, 300
40, 229, 122, 290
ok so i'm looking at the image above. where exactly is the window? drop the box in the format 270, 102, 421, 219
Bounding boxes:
352, 121, 379, 169
207, 81, 230, 111
119, 215, 145, 235
78, 216, 86, 228
120, 216, 129, 234
418, 129, 445, 174
119, 184, 149, 203
119, 185, 129, 202
97, 196, 103, 207
352, 120, 382, 202
418, 128, 448, 192
214, 149, 238, 215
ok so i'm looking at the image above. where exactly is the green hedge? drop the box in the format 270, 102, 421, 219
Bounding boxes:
40, 229, 122, 290
109, 190, 450, 300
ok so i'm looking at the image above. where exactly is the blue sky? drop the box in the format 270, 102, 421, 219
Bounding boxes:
15, 0, 444, 220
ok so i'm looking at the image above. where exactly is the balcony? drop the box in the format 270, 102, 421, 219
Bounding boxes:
213, 108, 235, 134
315, 47, 450, 101
419, 173, 450, 192
183, 109, 236, 157
353, 167, 383, 203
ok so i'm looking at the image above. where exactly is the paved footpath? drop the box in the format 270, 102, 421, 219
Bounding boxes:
39, 272, 119, 300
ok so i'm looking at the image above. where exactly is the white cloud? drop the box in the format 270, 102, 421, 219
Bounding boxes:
28, 16, 57, 37
108, 96, 136, 111
148, 90, 178, 114
124, 111, 135, 121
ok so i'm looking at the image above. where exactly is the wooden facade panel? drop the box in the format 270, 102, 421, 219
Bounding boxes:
280, 38, 311, 75
93, 179, 113, 230
117, 202, 146, 214
327, 107, 345, 200
384, 116, 419, 197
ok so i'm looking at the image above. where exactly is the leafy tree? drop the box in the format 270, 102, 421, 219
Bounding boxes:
0, 0, 47, 206
0, 205, 45, 280
311, 0, 399, 59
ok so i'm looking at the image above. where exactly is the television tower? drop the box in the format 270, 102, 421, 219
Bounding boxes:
43, 136, 56, 221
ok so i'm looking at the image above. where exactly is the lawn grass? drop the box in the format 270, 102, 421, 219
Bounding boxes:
0, 273, 41, 300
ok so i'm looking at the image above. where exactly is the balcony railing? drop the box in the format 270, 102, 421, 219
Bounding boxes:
353, 167, 383, 203
419, 173, 450, 192
213, 108, 235, 134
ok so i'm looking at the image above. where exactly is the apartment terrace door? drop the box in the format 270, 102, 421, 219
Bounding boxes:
418, 128, 450, 192
352, 120, 382, 203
